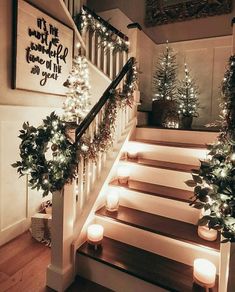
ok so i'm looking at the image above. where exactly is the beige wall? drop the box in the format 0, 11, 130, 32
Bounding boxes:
87, 0, 234, 44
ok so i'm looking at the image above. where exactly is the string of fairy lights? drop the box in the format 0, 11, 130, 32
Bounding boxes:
77, 7, 129, 54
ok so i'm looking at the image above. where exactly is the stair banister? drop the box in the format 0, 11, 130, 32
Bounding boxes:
75, 57, 135, 142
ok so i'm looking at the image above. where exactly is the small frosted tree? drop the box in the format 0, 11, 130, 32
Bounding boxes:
62, 56, 91, 123
152, 43, 177, 101
177, 63, 199, 117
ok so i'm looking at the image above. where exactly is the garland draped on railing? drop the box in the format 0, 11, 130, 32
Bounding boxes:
76, 6, 129, 53
12, 61, 138, 196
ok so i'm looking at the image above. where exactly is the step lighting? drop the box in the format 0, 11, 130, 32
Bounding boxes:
87, 224, 104, 250
117, 166, 130, 184
106, 188, 120, 212
127, 145, 138, 159
193, 258, 216, 288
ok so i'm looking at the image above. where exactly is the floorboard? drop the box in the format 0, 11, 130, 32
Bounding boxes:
0, 232, 111, 292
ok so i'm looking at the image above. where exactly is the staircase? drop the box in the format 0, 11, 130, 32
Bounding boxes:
45, 3, 234, 292
76, 127, 220, 291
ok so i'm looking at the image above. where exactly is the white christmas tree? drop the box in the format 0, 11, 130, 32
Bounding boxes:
62, 56, 91, 123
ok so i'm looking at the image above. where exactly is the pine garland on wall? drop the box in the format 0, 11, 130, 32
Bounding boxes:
188, 55, 235, 242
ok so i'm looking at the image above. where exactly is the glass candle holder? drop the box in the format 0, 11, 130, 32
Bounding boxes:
117, 166, 130, 184
193, 258, 216, 288
198, 225, 218, 241
106, 189, 119, 212
87, 224, 104, 249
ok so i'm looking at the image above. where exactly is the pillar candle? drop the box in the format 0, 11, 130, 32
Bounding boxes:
198, 225, 218, 241
87, 224, 104, 246
193, 259, 216, 288
117, 166, 130, 184
106, 189, 119, 212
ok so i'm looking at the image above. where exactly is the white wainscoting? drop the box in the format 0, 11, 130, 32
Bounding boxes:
156, 36, 232, 126
0, 105, 61, 246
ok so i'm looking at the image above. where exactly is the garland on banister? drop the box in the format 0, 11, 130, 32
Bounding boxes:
12, 62, 138, 195
77, 61, 138, 163
76, 8, 129, 54
187, 55, 235, 242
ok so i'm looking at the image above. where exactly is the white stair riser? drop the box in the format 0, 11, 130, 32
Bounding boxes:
77, 254, 166, 292
95, 217, 220, 272
109, 186, 199, 224
124, 141, 207, 166
135, 128, 218, 145
117, 162, 193, 191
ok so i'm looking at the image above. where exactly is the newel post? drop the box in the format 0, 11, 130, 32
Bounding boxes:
46, 183, 76, 291
46, 129, 76, 291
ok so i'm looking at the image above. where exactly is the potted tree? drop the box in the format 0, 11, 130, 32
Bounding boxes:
177, 63, 199, 129
152, 42, 178, 127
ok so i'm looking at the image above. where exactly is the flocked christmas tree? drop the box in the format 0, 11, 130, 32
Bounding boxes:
62, 55, 91, 123
188, 55, 235, 242
177, 63, 199, 118
152, 42, 177, 101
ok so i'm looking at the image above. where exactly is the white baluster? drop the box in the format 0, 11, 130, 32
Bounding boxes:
91, 32, 96, 64
85, 30, 90, 60
116, 51, 120, 76
97, 36, 101, 69
109, 48, 114, 79
103, 49, 108, 75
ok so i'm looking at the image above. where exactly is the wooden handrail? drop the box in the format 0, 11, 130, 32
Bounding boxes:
82, 5, 129, 41
75, 57, 135, 142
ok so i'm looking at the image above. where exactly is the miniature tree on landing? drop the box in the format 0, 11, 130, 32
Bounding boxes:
177, 63, 199, 118
152, 43, 177, 102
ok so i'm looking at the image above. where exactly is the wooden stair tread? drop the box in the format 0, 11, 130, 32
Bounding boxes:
78, 237, 218, 292
133, 138, 207, 149
124, 157, 198, 173
136, 125, 220, 133
96, 206, 220, 251
110, 179, 193, 203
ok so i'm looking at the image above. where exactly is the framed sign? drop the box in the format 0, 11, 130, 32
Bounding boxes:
12, 0, 74, 95
145, 0, 232, 26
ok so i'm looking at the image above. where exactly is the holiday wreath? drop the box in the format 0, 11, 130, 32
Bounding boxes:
12, 112, 77, 197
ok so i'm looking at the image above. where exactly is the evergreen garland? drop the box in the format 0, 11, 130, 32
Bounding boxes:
177, 63, 199, 117
152, 43, 177, 101
188, 55, 235, 242
76, 8, 129, 54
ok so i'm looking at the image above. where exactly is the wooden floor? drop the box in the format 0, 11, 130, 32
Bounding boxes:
0, 232, 112, 292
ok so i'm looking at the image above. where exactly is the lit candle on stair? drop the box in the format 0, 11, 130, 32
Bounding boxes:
117, 166, 130, 184
127, 144, 138, 159
193, 258, 216, 288
106, 189, 119, 212
198, 225, 218, 241
87, 224, 104, 249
